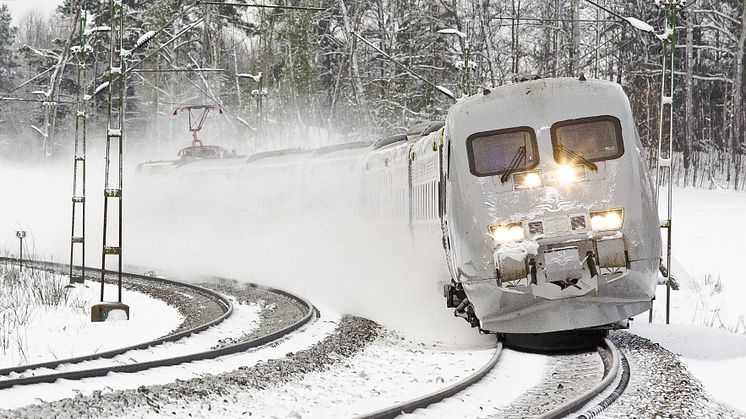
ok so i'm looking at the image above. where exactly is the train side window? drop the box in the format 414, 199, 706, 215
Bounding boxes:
551, 115, 624, 163
466, 127, 539, 177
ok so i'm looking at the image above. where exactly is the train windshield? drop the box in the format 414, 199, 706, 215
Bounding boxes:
466, 127, 538, 177
551, 116, 624, 163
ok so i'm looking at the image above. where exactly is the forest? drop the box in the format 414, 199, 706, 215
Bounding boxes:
0, 0, 743, 189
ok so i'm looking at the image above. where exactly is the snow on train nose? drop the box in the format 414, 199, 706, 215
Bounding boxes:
491, 210, 628, 300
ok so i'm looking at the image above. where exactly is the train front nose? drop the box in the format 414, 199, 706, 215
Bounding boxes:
492, 210, 629, 300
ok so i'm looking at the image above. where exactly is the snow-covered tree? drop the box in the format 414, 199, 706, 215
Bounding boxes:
0, 5, 18, 93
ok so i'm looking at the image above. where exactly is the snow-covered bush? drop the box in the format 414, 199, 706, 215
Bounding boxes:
0, 261, 87, 360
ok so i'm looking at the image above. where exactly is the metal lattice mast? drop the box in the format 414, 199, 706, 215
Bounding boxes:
69, 8, 89, 285
651, 0, 684, 325
100, 0, 126, 304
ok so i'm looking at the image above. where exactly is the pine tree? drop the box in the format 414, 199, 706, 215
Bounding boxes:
0, 4, 18, 93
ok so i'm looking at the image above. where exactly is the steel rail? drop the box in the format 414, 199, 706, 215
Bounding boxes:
355, 341, 503, 419
0, 257, 232, 377
577, 343, 631, 419
538, 338, 628, 419
0, 259, 316, 390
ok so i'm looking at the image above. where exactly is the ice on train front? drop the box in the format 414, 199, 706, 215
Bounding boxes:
441, 78, 661, 334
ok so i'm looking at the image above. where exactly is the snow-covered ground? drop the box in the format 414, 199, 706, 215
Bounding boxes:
0, 306, 337, 410
0, 278, 181, 369
632, 187, 746, 412
135, 336, 546, 419
4, 297, 260, 377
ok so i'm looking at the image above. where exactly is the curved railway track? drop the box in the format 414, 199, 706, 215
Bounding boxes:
0, 259, 317, 392
357, 338, 628, 419
1, 259, 629, 417
0, 258, 232, 378
356, 342, 504, 419
536, 338, 630, 419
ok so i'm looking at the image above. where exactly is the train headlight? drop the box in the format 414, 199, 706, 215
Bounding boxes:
523, 172, 542, 188
512, 171, 543, 190
556, 165, 587, 185
557, 165, 577, 184
590, 209, 624, 232
489, 223, 525, 244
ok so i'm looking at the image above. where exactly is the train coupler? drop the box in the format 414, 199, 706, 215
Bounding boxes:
454, 299, 480, 328
445, 282, 480, 327
445, 282, 467, 308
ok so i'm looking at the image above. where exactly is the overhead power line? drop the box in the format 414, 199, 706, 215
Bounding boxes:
583, 0, 628, 21
352, 31, 456, 101
493, 16, 617, 24
131, 68, 226, 73
0, 97, 75, 105
195, 1, 325, 11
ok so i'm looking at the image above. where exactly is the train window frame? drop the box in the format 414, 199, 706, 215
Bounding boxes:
466, 126, 540, 178
550, 115, 625, 164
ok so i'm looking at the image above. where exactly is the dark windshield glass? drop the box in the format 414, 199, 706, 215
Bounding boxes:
551, 116, 624, 163
467, 127, 538, 177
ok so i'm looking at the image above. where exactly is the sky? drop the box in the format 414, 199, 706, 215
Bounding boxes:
1, 0, 61, 21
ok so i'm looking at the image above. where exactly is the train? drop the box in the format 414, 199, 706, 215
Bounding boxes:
138, 77, 662, 337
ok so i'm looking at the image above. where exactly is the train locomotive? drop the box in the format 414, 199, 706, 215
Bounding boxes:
438, 78, 661, 334
138, 77, 661, 336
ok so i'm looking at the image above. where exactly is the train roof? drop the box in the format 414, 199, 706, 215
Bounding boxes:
310, 141, 372, 157
373, 134, 408, 150
245, 148, 311, 165
446, 78, 632, 142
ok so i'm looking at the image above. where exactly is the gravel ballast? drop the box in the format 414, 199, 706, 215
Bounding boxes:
199, 279, 309, 348
600, 331, 744, 419
494, 349, 605, 418
0, 316, 380, 418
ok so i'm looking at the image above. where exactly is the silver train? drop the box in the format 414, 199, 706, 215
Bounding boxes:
139, 78, 661, 335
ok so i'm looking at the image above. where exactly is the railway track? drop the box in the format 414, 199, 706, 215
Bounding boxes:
356, 338, 628, 419
1, 259, 629, 417
355, 341, 504, 419
0, 258, 231, 378
0, 259, 317, 393
499, 338, 629, 419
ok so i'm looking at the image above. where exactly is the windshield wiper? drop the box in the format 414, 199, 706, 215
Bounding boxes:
500, 146, 527, 184
556, 144, 598, 172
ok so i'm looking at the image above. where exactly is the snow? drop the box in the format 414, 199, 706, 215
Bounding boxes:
406, 350, 546, 418
3, 297, 260, 379
104, 309, 129, 321
135, 31, 157, 49
633, 187, 746, 412
496, 240, 540, 262
91, 81, 110, 99
0, 280, 181, 370
237, 72, 262, 82
656, 26, 674, 41
235, 116, 253, 129
188, 336, 500, 417
630, 323, 746, 412
624, 17, 655, 33
132, 336, 546, 418
85, 26, 111, 36
436, 85, 455, 99
652, 188, 746, 332
0, 306, 337, 410
437, 28, 466, 39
